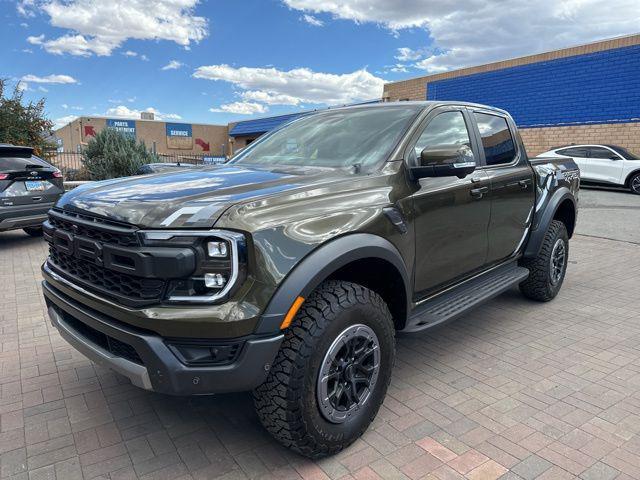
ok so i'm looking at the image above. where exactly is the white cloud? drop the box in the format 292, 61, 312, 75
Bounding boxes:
395, 47, 429, 62
53, 114, 78, 129
161, 60, 184, 71
240, 90, 301, 106
122, 50, 149, 61
209, 102, 268, 115
193, 64, 384, 106
283, 0, 640, 73
301, 14, 324, 26
38, 86, 48, 92
105, 105, 182, 120
21, 74, 77, 84
23, 0, 208, 57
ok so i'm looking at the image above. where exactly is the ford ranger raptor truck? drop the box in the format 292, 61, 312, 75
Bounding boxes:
41, 102, 579, 458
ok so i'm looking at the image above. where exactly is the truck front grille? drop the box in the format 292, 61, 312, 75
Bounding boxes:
44, 209, 166, 306
48, 248, 166, 303
48, 208, 139, 247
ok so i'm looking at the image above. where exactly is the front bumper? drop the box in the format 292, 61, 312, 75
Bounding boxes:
43, 280, 283, 395
0, 203, 55, 231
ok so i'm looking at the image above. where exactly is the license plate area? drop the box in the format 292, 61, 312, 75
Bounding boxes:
25, 180, 45, 191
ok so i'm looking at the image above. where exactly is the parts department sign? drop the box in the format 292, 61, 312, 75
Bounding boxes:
166, 123, 193, 149
106, 119, 136, 138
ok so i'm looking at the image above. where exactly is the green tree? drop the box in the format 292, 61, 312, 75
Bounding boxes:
0, 79, 54, 156
83, 128, 158, 180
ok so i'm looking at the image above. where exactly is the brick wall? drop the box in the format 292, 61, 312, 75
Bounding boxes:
54, 117, 229, 156
426, 44, 640, 127
383, 34, 640, 102
521, 122, 640, 157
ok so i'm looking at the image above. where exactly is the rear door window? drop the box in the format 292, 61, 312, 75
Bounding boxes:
473, 113, 516, 165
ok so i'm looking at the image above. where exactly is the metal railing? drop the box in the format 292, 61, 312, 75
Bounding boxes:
47, 151, 228, 181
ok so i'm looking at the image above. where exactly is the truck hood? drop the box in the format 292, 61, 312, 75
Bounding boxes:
57, 164, 347, 228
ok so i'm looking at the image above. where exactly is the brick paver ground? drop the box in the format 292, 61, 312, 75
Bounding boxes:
1, 231, 640, 480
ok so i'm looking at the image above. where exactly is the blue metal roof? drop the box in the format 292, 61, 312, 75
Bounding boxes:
228, 100, 382, 137
229, 111, 312, 136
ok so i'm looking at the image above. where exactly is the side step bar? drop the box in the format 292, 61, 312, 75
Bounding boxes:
403, 263, 530, 333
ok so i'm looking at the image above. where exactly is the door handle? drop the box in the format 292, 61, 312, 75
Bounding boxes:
518, 180, 530, 189
470, 186, 489, 199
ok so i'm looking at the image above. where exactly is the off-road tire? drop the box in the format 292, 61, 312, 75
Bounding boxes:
629, 172, 640, 195
23, 226, 44, 237
253, 280, 395, 458
519, 220, 569, 302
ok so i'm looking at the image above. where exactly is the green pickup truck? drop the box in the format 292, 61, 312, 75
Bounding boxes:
41, 101, 579, 457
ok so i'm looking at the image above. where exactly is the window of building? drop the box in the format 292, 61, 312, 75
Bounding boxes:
473, 113, 516, 165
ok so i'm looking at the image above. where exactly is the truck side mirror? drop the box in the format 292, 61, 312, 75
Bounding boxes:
410, 144, 476, 180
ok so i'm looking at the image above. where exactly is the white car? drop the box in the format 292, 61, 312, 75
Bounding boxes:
537, 144, 640, 194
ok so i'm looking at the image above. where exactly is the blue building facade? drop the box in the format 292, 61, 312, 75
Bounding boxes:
426, 44, 640, 128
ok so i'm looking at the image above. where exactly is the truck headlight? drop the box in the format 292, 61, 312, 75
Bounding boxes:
207, 241, 228, 258
140, 230, 246, 304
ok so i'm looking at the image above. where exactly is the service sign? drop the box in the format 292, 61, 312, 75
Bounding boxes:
106, 119, 136, 138
166, 123, 193, 149
166, 123, 192, 137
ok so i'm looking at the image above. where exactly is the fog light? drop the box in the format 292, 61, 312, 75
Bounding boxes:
204, 273, 226, 288
207, 241, 228, 257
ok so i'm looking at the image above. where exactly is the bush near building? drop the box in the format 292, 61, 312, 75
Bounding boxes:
83, 128, 158, 180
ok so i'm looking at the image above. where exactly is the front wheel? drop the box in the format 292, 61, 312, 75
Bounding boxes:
519, 220, 569, 302
253, 280, 395, 458
629, 172, 640, 195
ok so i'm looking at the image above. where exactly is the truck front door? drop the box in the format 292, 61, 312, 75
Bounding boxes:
407, 107, 491, 296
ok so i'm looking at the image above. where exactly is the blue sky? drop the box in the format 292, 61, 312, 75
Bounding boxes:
3, 0, 639, 130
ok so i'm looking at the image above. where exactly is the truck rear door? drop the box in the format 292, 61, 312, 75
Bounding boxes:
469, 110, 535, 265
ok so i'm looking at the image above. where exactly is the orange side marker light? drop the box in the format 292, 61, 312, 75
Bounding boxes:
280, 296, 305, 330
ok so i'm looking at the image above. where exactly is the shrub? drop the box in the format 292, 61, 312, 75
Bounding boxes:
83, 129, 158, 180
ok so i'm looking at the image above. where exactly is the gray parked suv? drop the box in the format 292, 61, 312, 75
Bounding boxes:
0, 144, 64, 236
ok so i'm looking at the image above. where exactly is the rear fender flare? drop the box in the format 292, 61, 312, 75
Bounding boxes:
524, 187, 576, 258
255, 233, 410, 334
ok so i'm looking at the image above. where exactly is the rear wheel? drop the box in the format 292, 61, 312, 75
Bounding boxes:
629, 172, 640, 195
253, 280, 395, 458
23, 226, 44, 237
519, 220, 569, 302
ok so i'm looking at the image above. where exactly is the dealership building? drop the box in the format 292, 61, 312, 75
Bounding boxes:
54, 115, 229, 157
383, 34, 640, 156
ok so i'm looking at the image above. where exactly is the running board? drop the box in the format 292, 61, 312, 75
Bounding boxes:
403, 263, 530, 333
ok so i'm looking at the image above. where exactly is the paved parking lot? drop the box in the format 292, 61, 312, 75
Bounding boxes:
2, 190, 640, 480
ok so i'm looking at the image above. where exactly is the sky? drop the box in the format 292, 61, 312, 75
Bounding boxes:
2, 0, 639, 130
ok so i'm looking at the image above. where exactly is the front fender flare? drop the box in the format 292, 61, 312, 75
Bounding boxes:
255, 233, 410, 334
524, 187, 576, 258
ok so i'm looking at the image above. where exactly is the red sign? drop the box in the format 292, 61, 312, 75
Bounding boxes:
84, 125, 96, 137
195, 138, 210, 151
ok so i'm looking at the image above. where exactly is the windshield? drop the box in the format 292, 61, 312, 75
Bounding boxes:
233, 106, 420, 168
607, 145, 639, 160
